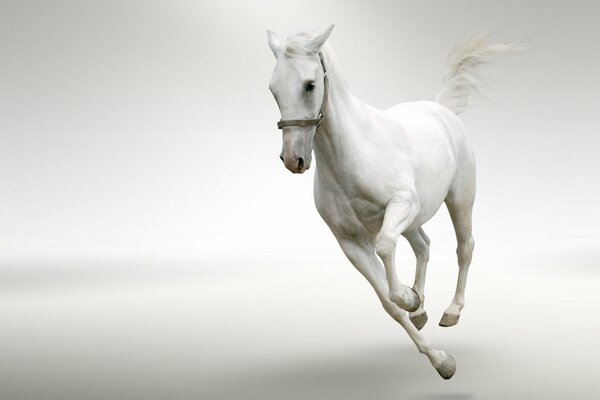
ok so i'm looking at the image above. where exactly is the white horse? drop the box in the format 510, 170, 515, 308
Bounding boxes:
267, 25, 520, 379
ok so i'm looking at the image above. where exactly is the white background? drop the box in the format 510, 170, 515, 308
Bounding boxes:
1, 1, 599, 399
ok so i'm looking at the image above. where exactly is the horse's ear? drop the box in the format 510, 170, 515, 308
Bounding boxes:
308, 25, 334, 52
266, 30, 281, 58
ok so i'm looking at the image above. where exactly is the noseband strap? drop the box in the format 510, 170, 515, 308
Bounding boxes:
277, 51, 329, 132
277, 118, 321, 129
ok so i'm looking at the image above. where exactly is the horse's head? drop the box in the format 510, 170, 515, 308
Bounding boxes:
267, 26, 334, 173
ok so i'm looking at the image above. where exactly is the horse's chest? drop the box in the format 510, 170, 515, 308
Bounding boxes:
349, 196, 385, 233
315, 179, 386, 237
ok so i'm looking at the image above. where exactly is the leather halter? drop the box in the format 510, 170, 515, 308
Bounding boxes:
277, 51, 329, 133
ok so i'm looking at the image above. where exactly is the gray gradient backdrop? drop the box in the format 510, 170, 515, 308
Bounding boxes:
1, 1, 599, 399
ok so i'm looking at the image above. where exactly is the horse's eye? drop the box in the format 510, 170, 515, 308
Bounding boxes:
304, 81, 316, 92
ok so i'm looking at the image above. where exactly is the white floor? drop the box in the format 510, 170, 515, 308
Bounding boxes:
0, 249, 598, 400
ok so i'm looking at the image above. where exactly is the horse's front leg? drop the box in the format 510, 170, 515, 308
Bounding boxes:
375, 190, 421, 312
335, 235, 455, 379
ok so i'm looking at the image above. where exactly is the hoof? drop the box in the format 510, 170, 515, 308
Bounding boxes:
435, 354, 456, 380
409, 310, 428, 330
439, 312, 460, 327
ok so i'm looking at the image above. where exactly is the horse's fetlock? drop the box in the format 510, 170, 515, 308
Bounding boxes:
389, 290, 402, 304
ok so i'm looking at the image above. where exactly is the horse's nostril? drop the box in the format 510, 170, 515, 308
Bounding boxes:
279, 155, 284, 163
297, 157, 304, 170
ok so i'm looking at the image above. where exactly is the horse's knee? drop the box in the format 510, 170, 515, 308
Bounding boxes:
375, 231, 396, 259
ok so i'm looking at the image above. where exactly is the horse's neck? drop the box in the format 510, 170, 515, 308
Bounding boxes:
313, 77, 370, 169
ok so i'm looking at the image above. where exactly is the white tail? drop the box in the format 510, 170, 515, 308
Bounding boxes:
435, 33, 525, 115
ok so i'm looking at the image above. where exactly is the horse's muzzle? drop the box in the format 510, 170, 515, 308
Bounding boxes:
283, 155, 309, 173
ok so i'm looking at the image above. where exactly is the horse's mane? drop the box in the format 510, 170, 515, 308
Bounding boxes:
284, 30, 323, 57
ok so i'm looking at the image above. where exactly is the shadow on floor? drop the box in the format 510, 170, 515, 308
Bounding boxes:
202, 345, 482, 400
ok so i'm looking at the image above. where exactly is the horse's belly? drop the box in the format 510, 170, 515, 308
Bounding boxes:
349, 191, 446, 235
407, 125, 459, 227
316, 164, 452, 237
411, 161, 456, 227
411, 194, 447, 230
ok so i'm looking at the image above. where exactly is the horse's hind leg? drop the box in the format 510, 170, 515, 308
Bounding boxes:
440, 188, 475, 327
403, 227, 430, 330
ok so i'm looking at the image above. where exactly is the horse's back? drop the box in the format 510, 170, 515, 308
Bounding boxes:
385, 100, 467, 150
